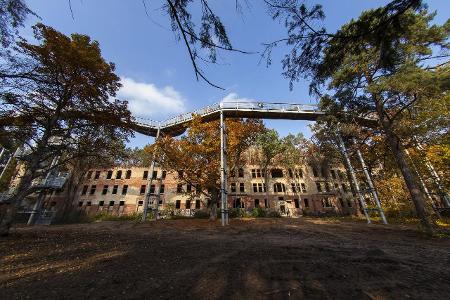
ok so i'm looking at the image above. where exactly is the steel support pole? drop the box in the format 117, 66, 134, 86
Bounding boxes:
405, 149, 441, 218
336, 133, 371, 224
153, 177, 162, 220
220, 109, 228, 226
0, 147, 20, 181
142, 125, 161, 222
0, 148, 5, 162
415, 142, 450, 207
27, 155, 60, 225
353, 139, 387, 224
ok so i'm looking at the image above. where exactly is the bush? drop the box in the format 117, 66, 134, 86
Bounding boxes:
267, 210, 281, 218
193, 210, 210, 219
93, 211, 144, 222
251, 207, 267, 218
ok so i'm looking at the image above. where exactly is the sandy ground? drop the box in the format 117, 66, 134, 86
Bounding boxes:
1, 218, 449, 299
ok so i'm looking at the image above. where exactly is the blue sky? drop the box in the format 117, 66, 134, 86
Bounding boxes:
24, 0, 448, 147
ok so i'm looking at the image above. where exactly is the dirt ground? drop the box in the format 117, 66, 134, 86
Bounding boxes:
1, 218, 449, 300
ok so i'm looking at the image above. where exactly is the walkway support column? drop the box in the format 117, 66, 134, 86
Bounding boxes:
142, 125, 161, 222
0, 147, 20, 181
353, 139, 387, 224
220, 108, 228, 226
336, 132, 371, 224
27, 155, 60, 225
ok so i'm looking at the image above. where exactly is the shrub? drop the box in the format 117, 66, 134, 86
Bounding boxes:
93, 211, 144, 222
251, 207, 267, 218
193, 210, 210, 219
267, 210, 281, 218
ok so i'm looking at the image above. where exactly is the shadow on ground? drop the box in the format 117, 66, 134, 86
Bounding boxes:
1, 218, 449, 299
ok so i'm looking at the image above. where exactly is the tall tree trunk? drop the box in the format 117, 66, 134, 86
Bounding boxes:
374, 96, 434, 234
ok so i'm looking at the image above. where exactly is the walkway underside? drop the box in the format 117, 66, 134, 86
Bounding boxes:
131, 101, 376, 137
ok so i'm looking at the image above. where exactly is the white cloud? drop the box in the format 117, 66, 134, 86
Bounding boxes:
117, 77, 186, 119
221, 92, 256, 103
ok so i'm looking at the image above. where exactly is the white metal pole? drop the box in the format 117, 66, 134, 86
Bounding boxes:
142, 125, 161, 222
220, 108, 228, 226
0, 147, 20, 181
415, 142, 450, 207
0, 148, 5, 161
336, 132, 371, 224
27, 155, 60, 225
353, 139, 387, 224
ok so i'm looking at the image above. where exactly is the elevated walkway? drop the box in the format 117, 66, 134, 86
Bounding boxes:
132, 101, 327, 137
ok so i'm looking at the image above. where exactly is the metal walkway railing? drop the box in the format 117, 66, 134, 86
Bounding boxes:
132, 101, 323, 136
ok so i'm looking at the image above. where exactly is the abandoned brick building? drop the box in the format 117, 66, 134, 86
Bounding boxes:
41, 160, 357, 217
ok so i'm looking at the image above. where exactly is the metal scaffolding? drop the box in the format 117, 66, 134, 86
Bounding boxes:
353, 139, 387, 224
335, 132, 371, 224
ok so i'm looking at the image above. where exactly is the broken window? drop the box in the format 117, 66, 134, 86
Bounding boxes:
112, 185, 118, 194
116, 170, 122, 179
273, 183, 285, 193
185, 200, 191, 209
106, 170, 113, 179
126, 170, 132, 179
140, 185, 146, 195
294, 199, 300, 208
149, 185, 155, 194
109, 201, 115, 206
175, 200, 181, 209
254, 199, 259, 208
315, 182, 322, 192
90, 185, 96, 195
119, 201, 125, 206
195, 200, 201, 209
291, 183, 297, 193
177, 184, 183, 193
304, 198, 309, 208
81, 185, 88, 195
143, 171, 148, 180
159, 184, 165, 194
122, 185, 128, 195
86, 171, 93, 179
99, 201, 104, 206
238, 168, 244, 178
94, 171, 101, 180
152, 171, 157, 179
322, 198, 332, 207
239, 183, 245, 193
301, 183, 307, 193
271, 169, 283, 178
187, 184, 192, 193
331, 170, 336, 179
102, 185, 108, 195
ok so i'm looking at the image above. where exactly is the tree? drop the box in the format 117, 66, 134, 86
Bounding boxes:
155, 115, 263, 220
56, 128, 129, 222
255, 129, 284, 208
0, 24, 133, 235
0, 0, 35, 48
266, 1, 449, 233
